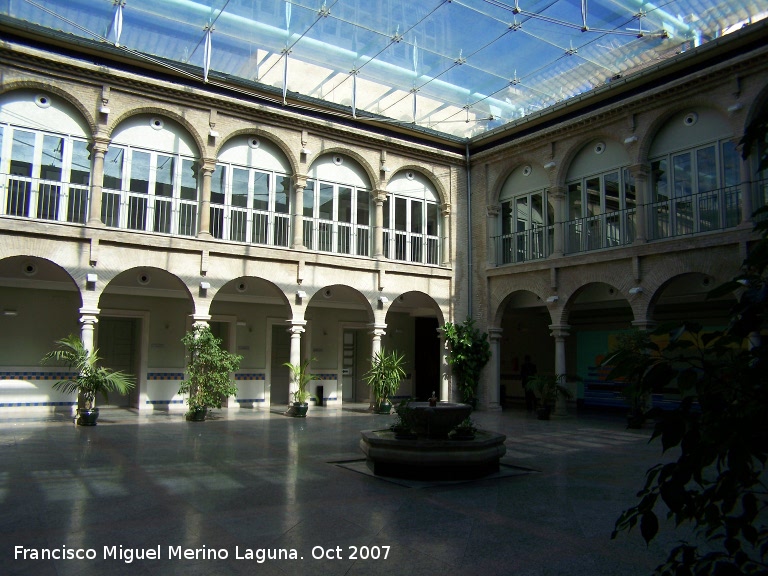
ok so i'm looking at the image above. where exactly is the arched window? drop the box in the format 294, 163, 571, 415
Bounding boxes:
385, 171, 439, 265
0, 91, 91, 224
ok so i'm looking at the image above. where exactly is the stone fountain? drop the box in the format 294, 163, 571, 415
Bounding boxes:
359, 401, 507, 480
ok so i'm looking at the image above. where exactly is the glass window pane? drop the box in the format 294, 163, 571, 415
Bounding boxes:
319, 183, 333, 220
357, 189, 370, 225
231, 167, 249, 207
304, 180, 315, 217
129, 150, 150, 194
395, 197, 407, 231
672, 152, 692, 197
722, 141, 740, 187
252, 171, 269, 211
426, 202, 438, 236
516, 196, 528, 231
338, 186, 352, 223
275, 176, 289, 214
651, 159, 668, 201
211, 165, 226, 204
696, 146, 717, 193
41, 135, 63, 181
586, 176, 601, 216
10, 130, 35, 177
501, 200, 513, 235
70, 140, 91, 185
604, 172, 620, 212
411, 200, 422, 233
104, 147, 124, 190
155, 154, 174, 197
567, 182, 582, 219
383, 195, 390, 228
180, 159, 197, 200
531, 193, 543, 227
623, 169, 636, 209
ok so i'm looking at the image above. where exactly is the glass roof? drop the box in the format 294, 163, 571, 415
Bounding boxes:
3, 0, 768, 140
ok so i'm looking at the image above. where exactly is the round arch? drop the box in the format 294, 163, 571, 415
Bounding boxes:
107, 108, 206, 157
308, 148, 378, 190
392, 165, 450, 207
215, 129, 298, 175
0, 82, 96, 134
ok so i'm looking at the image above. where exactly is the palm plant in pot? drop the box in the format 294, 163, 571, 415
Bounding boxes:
283, 359, 317, 417
179, 324, 242, 421
363, 349, 406, 414
42, 334, 135, 426
525, 374, 573, 420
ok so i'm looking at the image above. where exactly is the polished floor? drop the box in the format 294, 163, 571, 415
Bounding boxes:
1, 403, 689, 576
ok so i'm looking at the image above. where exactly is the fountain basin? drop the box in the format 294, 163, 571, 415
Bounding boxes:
406, 401, 472, 438
360, 429, 507, 480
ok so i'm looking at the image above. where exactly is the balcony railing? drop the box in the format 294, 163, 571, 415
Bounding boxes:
646, 185, 741, 240
383, 229, 439, 265
210, 204, 290, 246
102, 189, 198, 236
565, 208, 636, 254
1, 174, 89, 224
303, 217, 370, 257
493, 225, 554, 265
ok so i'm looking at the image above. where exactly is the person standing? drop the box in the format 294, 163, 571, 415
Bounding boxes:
521, 355, 537, 412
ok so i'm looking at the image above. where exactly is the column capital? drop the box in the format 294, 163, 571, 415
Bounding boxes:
292, 174, 308, 189
488, 327, 503, 340
548, 323, 571, 338
373, 188, 387, 203
441, 203, 452, 216
547, 185, 566, 199
91, 137, 110, 154
486, 204, 500, 217
370, 322, 387, 337
201, 157, 217, 172
287, 319, 307, 334
628, 163, 650, 180
631, 319, 657, 331
191, 314, 211, 326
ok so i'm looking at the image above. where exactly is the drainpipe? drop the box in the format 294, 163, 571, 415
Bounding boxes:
465, 141, 472, 319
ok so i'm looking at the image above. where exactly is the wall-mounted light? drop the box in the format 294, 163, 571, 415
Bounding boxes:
99, 105, 110, 115
380, 164, 391, 173
296, 290, 307, 302
300, 147, 312, 156
378, 296, 389, 304
236, 321, 247, 327
200, 281, 211, 290
86, 273, 98, 284
728, 103, 743, 114
628, 286, 643, 295
544, 161, 556, 170
545, 295, 559, 303
623, 135, 638, 145
208, 129, 219, 138
2, 310, 18, 317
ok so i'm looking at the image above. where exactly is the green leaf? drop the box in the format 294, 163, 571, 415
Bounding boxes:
640, 511, 659, 544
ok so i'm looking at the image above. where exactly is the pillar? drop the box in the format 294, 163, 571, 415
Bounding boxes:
197, 159, 215, 238
738, 141, 754, 226
486, 205, 499, 266
79, 308, 100, 354
441, 203, 452, 266
487, 328, 503, 411
436, 326, 450, 402
292, 175, 307, 248
287, 320, 306, 403
373, 190, 386, 258
549, 186, 565, 257
629, 164, 648, 244
368, 323, 387, 407
549, 323, 570, 416
87, 138, 109, 226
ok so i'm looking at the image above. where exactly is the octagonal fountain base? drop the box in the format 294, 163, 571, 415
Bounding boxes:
359, 429, 507, 481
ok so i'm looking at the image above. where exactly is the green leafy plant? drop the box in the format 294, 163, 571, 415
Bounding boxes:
179, 324, 242, 416
524, 373, 573, 417
443, 317, 491, 405
602, 330, 655, 427
283, 359, 317, 405
363, 349, 406, 409
42, 334, 135, 410
391, 398, 415, 432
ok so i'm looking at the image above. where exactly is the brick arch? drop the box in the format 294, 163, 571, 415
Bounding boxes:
214, 128, 298, 175
0, 254, 82, 308
309, 147, 378, 190
489, 157, 548, 206
106, 108, 206, 157
489, 272, 553, 327
555, 132, 627, 188
391, 165, 450, 207
0, 81, 96, 134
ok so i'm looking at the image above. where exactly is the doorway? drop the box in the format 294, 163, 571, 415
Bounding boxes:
270, 324, 290, 407
414, 317, 440, 401
97, 317, 140, 407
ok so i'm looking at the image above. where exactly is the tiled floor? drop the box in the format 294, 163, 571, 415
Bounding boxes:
1, 404, 686, 575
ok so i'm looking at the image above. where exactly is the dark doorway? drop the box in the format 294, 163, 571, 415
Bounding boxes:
97, 317, 140, 407
414, 317, 440, 401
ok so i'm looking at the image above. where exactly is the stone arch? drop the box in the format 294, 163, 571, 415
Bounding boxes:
214, 128, 298, 175
107, 108, 206, 157
0, 81, 96, 134
561, 280, 634, 327
648, 271, 734, 327
557, 134, 630, 188
309, 147, 378, 190
489, 272, 552, 328
392, 165, 450, 207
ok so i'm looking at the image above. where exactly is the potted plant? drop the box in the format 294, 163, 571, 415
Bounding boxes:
450, 416, 477, 440
42, 334, 135, 426
443, 318, 491, 407
525, 374, 573, 420
390, 398, 416, 438
283, 359, 317, 417
602, 330, 655, 429
178, 324, 242, 421
363, 349, 406, 414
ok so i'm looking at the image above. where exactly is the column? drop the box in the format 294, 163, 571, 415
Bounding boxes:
87, 138, 109, 226
486, 205, 500, 266
549, 187, 565, 257
191, 314, 211, 330
437, 327, 450, 401
79, 308, 100, 354
287, 320, 306, 403
441, 203, 451, 266
197, 159, 215, 238
629, 164, 648, 244
369, 323, 386, 408
487, 328, 503, 411
549, 324, 570, 416
373, 190, 386, 258
738, 141, 754, 226
292, 175, 307, 248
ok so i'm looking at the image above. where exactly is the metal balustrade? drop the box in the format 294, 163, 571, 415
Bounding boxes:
102, 189, 198, 236
646, 185, 741, 240
1, 174, 89, 224
383, 229, 440, 264
564, 208, 635, 254
493, 225, 554, 265
304, 218, 370, 256
209, 204, 289, 246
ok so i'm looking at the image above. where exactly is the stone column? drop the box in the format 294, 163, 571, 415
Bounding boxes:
629, 163, 649, 244
441, 203, 452, 266
197, 160, 215, 238
368, 323, 387, 408
549, 187, 565, 257
87, 138, 109, 226
486, 205, 500, 266
487, 328, 503, 411
292, 175, 307, 248
287, 320, 307, 403
373, 190, 386, 258
79, 308, 100, 354
549, 324, 570, 416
